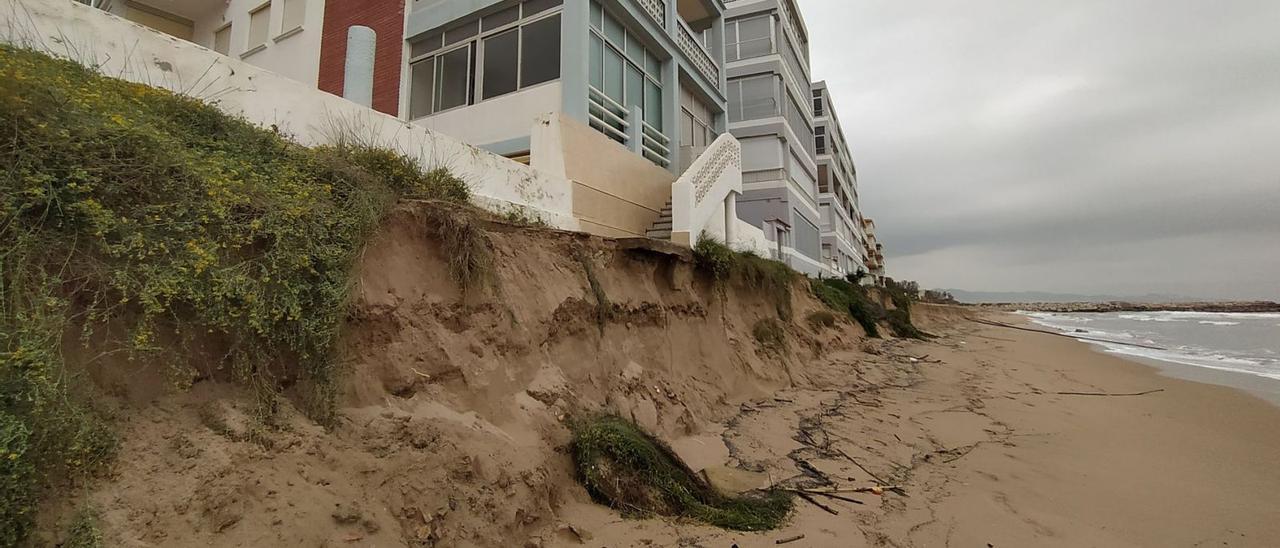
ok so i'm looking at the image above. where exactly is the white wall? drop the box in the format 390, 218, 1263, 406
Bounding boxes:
415, 83, 562, 149
3, 0, 578, 230
191, 0, 326, 87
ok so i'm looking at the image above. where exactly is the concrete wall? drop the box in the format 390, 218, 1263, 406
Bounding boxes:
3, 0, 578, 230
415, 83, 562, 153
531, 113, 675, 238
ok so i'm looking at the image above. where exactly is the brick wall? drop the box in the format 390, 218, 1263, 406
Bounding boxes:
318, 0, 405, 116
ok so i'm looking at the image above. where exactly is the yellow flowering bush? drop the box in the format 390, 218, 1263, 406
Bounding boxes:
0, 45, 468, 543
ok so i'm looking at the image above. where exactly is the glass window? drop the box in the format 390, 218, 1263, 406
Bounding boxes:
645, 50, 661, 77
644, 79, 662, 130
738, 75, 778, 120
625, 33, 643, 64
589, 34, 604, 89
213, 24, 231, 55
409, 57, 435, 118
603, 9, 625, 46
730, 15, 772, 61
813, 95, 824, 116
436, 45, 471, 111
520, 14, 560, 87
482, 29, 518, 99
625, 64, 644, 113
482, 5, 519, 31
523, 0, 562, 17
603, 46, 624, 104
410, 32, 442, 58
248, 4, 270, 48
444, 21, 478, 46
281, 0, 306, 31
589, 1, 602, 29
818, 165, 829, 193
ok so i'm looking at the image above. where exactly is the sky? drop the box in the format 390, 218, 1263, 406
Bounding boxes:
805, 0, 1280, 300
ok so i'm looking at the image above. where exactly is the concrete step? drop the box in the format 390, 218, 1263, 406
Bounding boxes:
649, 220, 672, 230
645, 229, 672, 240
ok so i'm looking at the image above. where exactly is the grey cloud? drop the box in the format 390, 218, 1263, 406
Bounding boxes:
807, 0, 1280, 299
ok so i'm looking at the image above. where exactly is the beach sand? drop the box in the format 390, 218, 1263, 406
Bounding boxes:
564, 309, 1280, 547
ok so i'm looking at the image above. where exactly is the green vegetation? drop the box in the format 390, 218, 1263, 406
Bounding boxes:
811, 278, 882, 338
571, 415, 792, 531
62, 507, 103, 548
692, 237, 796, 320
883, 279, 926, 339
805, 310, 836, 330
751, 318, 787, 353
0, 46, 471, 543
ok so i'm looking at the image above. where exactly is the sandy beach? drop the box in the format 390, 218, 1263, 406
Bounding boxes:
566, 308, 1280, 547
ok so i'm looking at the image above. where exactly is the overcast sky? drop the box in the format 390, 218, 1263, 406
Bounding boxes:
806, 0, 1280, 300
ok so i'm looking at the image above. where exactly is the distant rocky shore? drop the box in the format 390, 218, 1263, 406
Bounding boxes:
975, 301, 1280, 313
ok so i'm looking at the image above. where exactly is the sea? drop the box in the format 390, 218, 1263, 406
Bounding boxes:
1021, 310, 1280, 403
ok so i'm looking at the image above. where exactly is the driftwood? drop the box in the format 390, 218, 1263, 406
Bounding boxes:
1054, 389, 1165, 397
972, 319, 1167, 351
796, 485, 903, 495
776, 534, 806, 544
795, 492, 839, 515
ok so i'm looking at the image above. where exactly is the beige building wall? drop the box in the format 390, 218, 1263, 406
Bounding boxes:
532, 113, 676, 238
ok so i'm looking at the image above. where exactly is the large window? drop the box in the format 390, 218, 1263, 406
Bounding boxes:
783, 90, 814, 157
213, 24, 231, 55
812, 89, 824, 117
815, 126, 826, 154
589, 1, 663, 131
727, 74, 778, 122
680, 87, 717, 149
407, 0, 562, 118
726, 14, 773, 62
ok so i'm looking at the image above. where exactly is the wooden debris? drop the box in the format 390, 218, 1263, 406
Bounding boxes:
1054, 389, 1164, 397
795, 492, 839, 515
776, 534, 806, 544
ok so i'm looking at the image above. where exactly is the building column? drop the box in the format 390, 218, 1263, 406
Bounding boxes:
662, 59, 680, 174
626, 107, 643, 154
724, 191, 737, 246
560, 0, 590, 121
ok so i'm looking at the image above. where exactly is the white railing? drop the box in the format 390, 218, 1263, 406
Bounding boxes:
669, 133, 742, 247
587, 85, 629, 144
675, 19, 718, 84
640, 121, 670, 167
638, 0, 665, 26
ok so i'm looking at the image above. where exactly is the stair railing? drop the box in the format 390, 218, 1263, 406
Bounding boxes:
668, 133, 742, 246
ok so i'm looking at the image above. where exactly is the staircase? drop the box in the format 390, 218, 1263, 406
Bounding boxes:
645, 199, 674, 240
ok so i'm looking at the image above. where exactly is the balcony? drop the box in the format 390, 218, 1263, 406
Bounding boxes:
634, 0, 721, 86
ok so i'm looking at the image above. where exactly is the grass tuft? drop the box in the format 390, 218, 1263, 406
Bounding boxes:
811, 279, 882, 338
805, 310, 836, 330
571, 415, 792, 531
62, 507, 103, 548
752, 318, 788, 353
693, 238, 796, 320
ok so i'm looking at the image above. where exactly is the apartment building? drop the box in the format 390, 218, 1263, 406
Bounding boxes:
720, 0, 824, 275
862, 218, 886, 285
80, 0, 328, 87
812, 80, 868, 277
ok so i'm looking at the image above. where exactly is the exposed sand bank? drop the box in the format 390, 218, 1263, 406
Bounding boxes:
570, 310, 1280, 547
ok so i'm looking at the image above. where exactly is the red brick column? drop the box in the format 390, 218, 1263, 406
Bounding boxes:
318, 0, 406, 116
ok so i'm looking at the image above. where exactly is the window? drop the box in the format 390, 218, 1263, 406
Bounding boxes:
817, 164, 829, 193
407, 3, 563, 119
247, 3, 270, 49
436, 45, 471, 111
281, 0, 305, 33
213, 24, 231, 55
409, 57, 435, 118
681, 87, 717, 149
727, 14, 773, 62
520, 15, 560, 87
482, 29, 518, 99
589, 2, 663, 132
815, 126, 826, 154
728, 74, 778, 122
812, 90, 824, 117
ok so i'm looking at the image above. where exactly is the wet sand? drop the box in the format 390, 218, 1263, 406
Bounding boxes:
563, 312, 1280, 547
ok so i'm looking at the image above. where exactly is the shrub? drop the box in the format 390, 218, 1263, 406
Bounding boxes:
693, 237, 796, 319
571, 415, 792, 531
752, 318, 787, 353
0, 46, 472, 542
811, 279, 881, 338
805, 310, 836, 330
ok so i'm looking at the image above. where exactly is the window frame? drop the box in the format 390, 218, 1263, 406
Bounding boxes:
726, 13, 776, 62
213, 22, 232, 55
279, 0, 306, 37
246, 1, 272, 51
588, 1, 664, 131
407, 1, 564, 120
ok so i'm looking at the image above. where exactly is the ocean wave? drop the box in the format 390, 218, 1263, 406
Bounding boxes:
1117, 313, 1186, 323
1097, 344, 1280, 381
1198, 320, 1240, 326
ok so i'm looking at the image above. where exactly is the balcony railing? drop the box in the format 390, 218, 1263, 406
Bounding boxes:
638, 0, 665, 27
587, 85, 672, 168
675, 18, 718, 84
